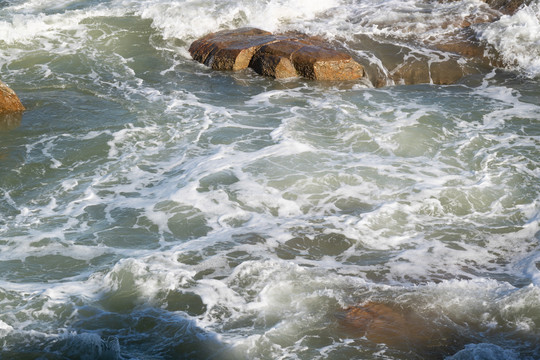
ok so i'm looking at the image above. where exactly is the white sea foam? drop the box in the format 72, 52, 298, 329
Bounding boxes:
477, 0, 540, 77
134, 0, 340, 41
0, 320, 13, 337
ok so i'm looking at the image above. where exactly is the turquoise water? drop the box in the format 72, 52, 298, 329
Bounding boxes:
1, 0, 540, 359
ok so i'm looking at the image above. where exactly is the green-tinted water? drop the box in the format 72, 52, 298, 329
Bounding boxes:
1, 1, 540, 359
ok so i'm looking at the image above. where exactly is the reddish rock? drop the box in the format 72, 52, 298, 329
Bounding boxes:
343, 302, 410, 344
0, 80, 25, 114
339, 302, 455, 356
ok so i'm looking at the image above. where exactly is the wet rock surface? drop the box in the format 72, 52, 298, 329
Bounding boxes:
189, 27, 364, 81
189, 0, 531, 87
0, 80, 25, 114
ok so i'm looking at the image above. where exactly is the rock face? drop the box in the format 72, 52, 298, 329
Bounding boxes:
0, 80, 25, 114
189, 28, 364, 81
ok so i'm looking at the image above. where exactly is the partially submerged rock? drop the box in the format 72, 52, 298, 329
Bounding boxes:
0, 80, 25, 114
189, 28, 277, 71
339, 302, 456, 354
390, 56, 486, 85
342, 301, 451, 348
189, 27, 364, 81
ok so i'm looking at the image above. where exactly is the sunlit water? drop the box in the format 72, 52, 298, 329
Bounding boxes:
1, 0, 539, 359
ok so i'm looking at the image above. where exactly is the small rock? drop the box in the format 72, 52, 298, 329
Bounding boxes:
0, 80, 25, 114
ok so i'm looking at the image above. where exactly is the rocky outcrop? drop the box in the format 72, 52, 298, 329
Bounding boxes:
0, 80, 25, 114
189, 28, 364, 81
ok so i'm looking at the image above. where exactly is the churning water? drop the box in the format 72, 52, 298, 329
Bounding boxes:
0, 0, 539, 359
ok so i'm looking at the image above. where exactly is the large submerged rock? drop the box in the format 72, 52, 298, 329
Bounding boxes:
189, 27, 364, 81
339, 302, 458, 356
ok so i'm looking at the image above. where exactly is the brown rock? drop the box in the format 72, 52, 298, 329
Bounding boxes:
343, 302, 410, 344
436, 41, 486, 58
291, 45, 364, 81
430, 60, 468, 85
0, 80, 25, 114
249, 52, 298, 79
189, 28, 364, 81
391, 58, 431, 85
390, 55, 482, 85
189, 27, 279, 71
339, 302, 457, 356
249, 40, 306, 79
209, 35, 285, 71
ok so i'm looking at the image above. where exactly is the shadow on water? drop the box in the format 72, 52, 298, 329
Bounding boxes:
0, 112, 23, 132
0, 306, 234, 360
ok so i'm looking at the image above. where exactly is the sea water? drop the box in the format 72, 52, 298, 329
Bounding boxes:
0, 0, 539, 359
